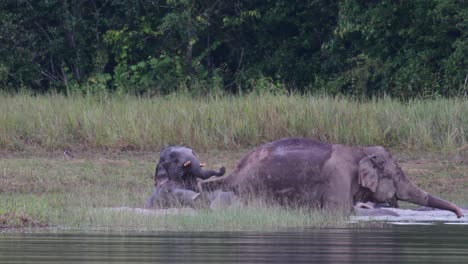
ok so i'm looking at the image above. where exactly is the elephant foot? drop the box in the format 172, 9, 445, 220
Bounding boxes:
210, 191, 238, 210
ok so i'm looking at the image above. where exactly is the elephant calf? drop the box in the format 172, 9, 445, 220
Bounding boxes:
144, 180, 200, 209
199, 138, 464, 218
144, 146, 226, 209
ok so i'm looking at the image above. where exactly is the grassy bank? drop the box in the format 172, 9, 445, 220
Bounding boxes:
0, 150, 467, 231
0, 94, 467, 231
0, 93, 467, 152
0, 152, 351, 231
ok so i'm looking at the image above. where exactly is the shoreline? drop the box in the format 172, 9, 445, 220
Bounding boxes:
1, 149, 467, 231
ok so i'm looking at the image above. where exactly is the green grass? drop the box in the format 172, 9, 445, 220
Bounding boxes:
0, 151, 466, 231
0, 155, 351, 231
0, 94, 467, 231
82, 205, 349, 232
0, 93, 466, 152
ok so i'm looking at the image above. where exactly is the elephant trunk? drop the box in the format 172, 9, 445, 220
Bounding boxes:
426, 194, 464, 218
397, 182, 464, 218
186, 158, 226, 180
201, 167, 226, 178
173, 188, 200, 202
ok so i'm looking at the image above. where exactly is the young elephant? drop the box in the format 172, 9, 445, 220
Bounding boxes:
199, 138, 464, 218
144, 146, 226, 209
154, 146, 225, 189
144, 180, 200, 209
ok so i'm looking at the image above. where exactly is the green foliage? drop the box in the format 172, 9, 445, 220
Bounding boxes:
323, 0, 467, 97
0, 0, 466, 98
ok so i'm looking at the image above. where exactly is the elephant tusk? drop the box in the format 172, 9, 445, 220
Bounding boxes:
183, 160, 191, 167
156, 177, 168, 186
200, 163, 206, 167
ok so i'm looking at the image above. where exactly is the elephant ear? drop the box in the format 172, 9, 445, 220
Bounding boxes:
358, 155, 379, 192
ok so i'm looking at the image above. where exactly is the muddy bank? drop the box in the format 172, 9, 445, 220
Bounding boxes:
102, 207, 468, 225
0, 212, 48, 229
352, 207, 468, 224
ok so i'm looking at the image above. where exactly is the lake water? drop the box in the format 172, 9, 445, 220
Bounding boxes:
1, 225, 467, 263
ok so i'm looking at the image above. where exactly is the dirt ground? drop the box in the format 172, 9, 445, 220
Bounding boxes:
1, 147, 467, 191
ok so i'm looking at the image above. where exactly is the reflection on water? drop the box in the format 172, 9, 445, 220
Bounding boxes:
1, 226, 468, 263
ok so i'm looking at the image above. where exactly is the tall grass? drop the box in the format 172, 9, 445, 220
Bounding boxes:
83, 205, 349, 231
0, 93, 466, 152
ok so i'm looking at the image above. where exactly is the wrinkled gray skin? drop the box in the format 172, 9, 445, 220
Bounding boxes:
144, 181, 200, 209
199, 138, 464, 218
144, 146, 226, 209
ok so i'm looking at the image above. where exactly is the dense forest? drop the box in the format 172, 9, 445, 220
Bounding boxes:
0, 0, 466, 98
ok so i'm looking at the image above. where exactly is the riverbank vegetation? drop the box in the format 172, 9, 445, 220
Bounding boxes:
0, 152, 350, 231
1, 0, 467, 231
0, 93, 467, 153
0, 94, 467, 230
1, 149, 466, 231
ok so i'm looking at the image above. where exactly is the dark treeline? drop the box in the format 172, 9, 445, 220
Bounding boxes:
0, 0, 466, 97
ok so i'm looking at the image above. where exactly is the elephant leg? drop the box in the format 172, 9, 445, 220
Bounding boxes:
321, 170, 354, 212
322, 198, 354, 213
172, 188, 200, 205
144, 188, 162, 209
209, 190, 238, 210
144, 183, 199, 209
197, 174, 231, 192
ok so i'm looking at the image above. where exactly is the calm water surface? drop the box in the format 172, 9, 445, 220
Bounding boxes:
1, 225, 467, 263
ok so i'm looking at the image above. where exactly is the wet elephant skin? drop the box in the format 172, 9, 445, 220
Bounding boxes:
199, 138, 464, 218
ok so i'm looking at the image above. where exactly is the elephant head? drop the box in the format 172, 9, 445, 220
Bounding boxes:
144, 146, 226, 209
358, 146, 464, 218
154, 146, 226, 187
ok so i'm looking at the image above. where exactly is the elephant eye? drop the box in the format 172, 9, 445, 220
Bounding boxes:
174, 158, 179, 164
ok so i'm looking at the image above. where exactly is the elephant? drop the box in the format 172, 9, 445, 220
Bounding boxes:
144, 146, 226, 209
144, 180, 201, 208
153, 146, 226, 187
198, 138, 464, 218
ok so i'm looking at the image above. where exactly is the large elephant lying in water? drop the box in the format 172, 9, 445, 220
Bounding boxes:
144, 146, 226, 209
199, 138, 464, 218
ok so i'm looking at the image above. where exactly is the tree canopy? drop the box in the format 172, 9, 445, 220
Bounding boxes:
0, 0, 466, 97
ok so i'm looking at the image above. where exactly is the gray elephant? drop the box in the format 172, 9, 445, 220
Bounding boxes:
144, 146, 226, 209
199, 138, 464, 218
144, 180, 200, 208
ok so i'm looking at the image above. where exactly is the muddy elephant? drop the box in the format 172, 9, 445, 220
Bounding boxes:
144, 146, 226, 209
199, 138, 464, 218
